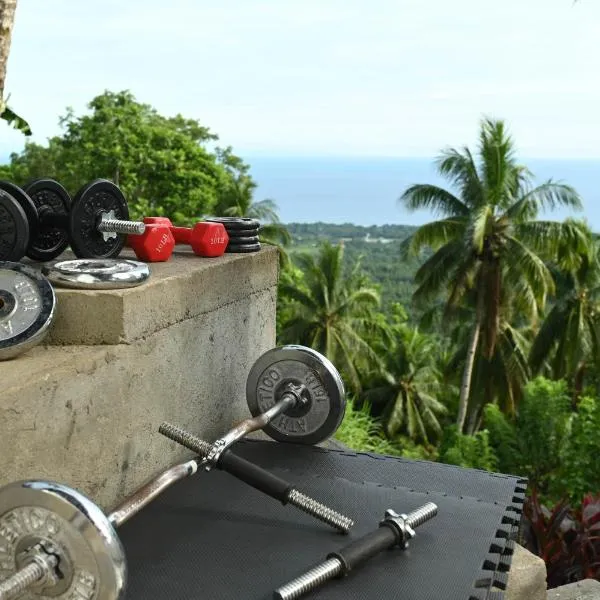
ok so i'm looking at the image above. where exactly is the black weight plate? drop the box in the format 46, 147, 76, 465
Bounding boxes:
227, 235, 260, 245
0, 181, 39, 245
205, 217, 260, 230
225, 243, 261, 253
0, 191, 29, 261
69, 179, 129, 259
225, 227, 261, 238
23, 179, 71, 262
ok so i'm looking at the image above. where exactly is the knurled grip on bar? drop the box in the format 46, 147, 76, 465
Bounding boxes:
158, 422, 292, 502
159, 422, 354, 533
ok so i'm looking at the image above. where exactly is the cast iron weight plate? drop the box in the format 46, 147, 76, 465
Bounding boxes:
0, 181, 38, 250
69, 179, 130, 259
0, 190, 29, 261
246, 345, 347, 445
23, 178, 71, 262
0, 261, 55, 360
205, 217, 261, 230
226, 235, 260, 245
226, 243, 262, 253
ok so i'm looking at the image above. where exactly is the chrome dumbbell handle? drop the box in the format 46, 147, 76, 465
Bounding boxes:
96, 210, 145, 241
207, 384, 302, 465
274, 502, 438, 600
159, 422, 354, 534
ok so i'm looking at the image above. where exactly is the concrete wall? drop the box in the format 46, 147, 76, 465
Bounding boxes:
0, 246, 279, 511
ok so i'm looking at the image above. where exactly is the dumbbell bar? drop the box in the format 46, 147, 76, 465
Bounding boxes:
159, 423, 353, 533
274, 502, 439, 600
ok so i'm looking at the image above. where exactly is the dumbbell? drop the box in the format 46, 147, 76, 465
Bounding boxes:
274, 502, 439, 599
0, 179, 175, 262
142, 217, 229, 257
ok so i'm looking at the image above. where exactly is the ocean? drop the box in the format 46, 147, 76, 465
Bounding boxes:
247, 156, 600, 229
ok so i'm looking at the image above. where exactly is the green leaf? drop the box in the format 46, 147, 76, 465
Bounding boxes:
0, 105, 32, 136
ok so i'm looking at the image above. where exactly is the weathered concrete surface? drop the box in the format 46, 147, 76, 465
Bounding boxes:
547, 580, 600, 599
0, 248, 278, 511
505, 544, 548, 600
25, 245, 279, 346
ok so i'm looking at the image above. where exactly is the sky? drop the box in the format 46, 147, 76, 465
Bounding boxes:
1, 0, 600, 159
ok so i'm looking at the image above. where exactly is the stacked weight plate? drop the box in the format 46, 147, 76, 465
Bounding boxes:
205, 217, 261, 253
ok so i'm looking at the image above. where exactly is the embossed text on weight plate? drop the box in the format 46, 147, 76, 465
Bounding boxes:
0, 507, 98, 599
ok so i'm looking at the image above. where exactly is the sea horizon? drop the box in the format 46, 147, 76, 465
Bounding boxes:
1, 153, 599, 229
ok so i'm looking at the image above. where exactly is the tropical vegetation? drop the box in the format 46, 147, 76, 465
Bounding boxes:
2, 94, 599, 585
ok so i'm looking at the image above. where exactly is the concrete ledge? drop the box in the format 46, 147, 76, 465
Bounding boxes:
547, 580, 600, 599
25, 245, 279, 345
1, 248, 278, 510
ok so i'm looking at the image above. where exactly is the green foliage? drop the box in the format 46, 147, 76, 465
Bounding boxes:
438, 426, 498, 471
483, 377, 600, 504
361, 321, 448, 444
516, 378, 571, 490
559, 396, 600, 502
278, 241, 385, 394
335, 399, 437, 460
482, 404, 520, 474
1, 90, 248, 224
286, 223, 422, 312
0, 104, 32, 136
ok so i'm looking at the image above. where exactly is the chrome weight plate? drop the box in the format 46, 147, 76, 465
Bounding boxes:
0, 262, 55, 361
0, 480, 126, 599
246, 345, 346, 445
43, 259, 150, 290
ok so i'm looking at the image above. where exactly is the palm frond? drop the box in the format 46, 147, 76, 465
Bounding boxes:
402, 217, 467, 257
400, 183, 469, 217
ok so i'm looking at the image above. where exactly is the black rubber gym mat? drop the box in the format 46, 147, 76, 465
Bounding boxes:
119, 440, 527, 600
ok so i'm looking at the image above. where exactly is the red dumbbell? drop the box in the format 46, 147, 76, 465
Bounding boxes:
143, 217, 228, 258
128, 224, 176, 262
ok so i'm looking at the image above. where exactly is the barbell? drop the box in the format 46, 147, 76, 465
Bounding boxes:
0, 345, 352, 599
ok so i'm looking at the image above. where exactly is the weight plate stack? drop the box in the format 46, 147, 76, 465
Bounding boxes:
205, 217, 262, 253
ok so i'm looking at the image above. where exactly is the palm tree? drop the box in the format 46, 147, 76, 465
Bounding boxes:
530, 228, 600, 400
447, 304, 531, 433
362, 326, 448, 444
278, 241, 385, 393
0, 0, 29, 134
400, 117, 585, 432
0, 0, 17, 107
214, 172, 291, 252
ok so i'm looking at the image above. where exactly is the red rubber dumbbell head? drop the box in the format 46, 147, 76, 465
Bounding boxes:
128, 224, 175, 262
189, 222, 228, 257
